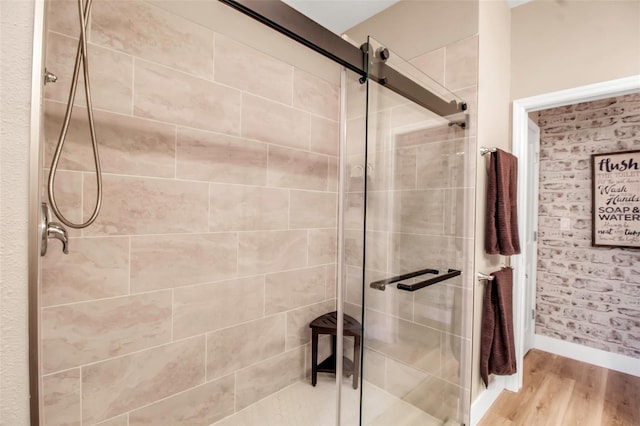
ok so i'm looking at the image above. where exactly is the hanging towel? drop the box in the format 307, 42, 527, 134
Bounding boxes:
480, 268, 516, 387
485, 149, 521, 255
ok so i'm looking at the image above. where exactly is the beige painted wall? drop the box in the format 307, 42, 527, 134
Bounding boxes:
0, 0, 36, 424
346, 0, 478, 59
512, 0, 640, 100
473, 0, 512, 402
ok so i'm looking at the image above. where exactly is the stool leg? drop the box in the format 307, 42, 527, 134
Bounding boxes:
312, 329, 318, 386
353, 336, 361, 390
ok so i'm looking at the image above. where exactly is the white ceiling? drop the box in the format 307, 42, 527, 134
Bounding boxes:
282, 0, 535, 35
281, 0, 401, 34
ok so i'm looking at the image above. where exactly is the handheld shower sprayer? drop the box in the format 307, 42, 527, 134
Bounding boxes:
42, 0, 103, 255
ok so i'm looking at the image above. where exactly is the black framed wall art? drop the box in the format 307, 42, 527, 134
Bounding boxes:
592, 149, 640, 248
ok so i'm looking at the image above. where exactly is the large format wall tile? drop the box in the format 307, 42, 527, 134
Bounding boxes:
129, 375, 235, 426
82, 336, 205, 424
43, 369, 80, 426
285, 299, 335, 349
47, 0, 80, 37
395, 189, 445, 235
235, 347, 305, 410
327, 155, 338, 192
45, 101, 176, 178
264, 266, 326, 315
82, 174, 209, 236
293, 69, 339, 120
215, 35, 293, 104
267, 145, 328, 191
207, 314, 285, 380
325, 264, 337, 300
41, 236, 129, 306
310, 115, 339, 156
134, 60, 241, 135
173, 277, 264, 339
391, 233, 461, 274
238, 230, 307, 275
241, 93, 310, 150
414, 283, 463, 336
365, 309, 441, 375
176, 127, 267, 185
42, 291, 172, 373
45, 32, 133, 114
94, 415, 129, 426
289, 190, 337, 229
308, 228, 337, 266
444, 36, 478, 91
345, 230, 388, 272
415, 141, 456, 189
42, 170, 83, 238
409, 47, 445, 87
394, 122, 463, 148
209, 184, 288, 232
130, 233, 238, 293
92, 0, 214, 78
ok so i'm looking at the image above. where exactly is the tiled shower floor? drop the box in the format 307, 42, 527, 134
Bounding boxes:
213, 375, 444, 426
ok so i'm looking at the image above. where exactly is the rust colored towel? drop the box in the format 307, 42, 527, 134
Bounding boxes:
486, 149, 521, 255
480, 268, 516, 387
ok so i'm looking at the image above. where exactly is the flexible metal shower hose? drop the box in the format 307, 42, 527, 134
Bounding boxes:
47, 0, 102, 229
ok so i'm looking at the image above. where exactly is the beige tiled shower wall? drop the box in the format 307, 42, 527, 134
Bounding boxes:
343, 36, 477, 424
536, 93, 640, 358
40, 1, 340, 424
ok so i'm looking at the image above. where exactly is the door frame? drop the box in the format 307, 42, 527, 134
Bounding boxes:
508, 75, 640, 392
522, 117, 539, 356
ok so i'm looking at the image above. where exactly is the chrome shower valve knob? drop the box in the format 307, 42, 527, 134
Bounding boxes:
40, 203, 69, 255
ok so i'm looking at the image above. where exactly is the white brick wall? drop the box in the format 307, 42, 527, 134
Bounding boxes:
536, 93, 640, 358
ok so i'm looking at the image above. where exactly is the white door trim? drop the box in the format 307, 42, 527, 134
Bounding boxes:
509, 74, 640, 393
522, 118, 539, 356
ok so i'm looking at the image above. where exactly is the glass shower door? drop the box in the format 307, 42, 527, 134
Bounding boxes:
354, 36, 474, 426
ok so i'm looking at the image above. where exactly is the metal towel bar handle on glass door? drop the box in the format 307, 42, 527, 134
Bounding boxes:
370, 268, 461, 292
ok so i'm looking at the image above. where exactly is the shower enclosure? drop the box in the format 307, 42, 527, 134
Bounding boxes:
30, 1, 475, 425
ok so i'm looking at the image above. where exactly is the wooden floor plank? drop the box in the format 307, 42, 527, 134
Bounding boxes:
560, 360, 607, 426
602, 369, 640, 426
478, 349, 640, 426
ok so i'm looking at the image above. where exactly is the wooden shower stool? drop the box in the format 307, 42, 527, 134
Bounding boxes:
309, 311, 362, 389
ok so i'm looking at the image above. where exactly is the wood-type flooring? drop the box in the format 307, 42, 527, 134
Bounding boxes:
478, 349, 640, 426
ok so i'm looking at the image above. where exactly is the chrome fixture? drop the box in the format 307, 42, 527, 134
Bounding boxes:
47, 0, 103, 231
44, 68, 57, 84
40, 203, 68, 255
477, 272, 494, 281
480, 146, 497, 156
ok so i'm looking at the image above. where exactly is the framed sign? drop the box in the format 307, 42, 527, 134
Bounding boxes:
592, 149, 640, 248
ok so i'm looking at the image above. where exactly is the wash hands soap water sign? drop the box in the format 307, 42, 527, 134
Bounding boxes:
593, 150, 640, 248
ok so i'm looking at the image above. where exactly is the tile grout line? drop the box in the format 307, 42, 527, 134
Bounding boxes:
42, 259, 339, 309
44, 97, 340, 160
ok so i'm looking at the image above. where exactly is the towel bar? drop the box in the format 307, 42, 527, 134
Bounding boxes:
370, 268, 461, 292
480, 146, 497, 156
477, 272, 494, 281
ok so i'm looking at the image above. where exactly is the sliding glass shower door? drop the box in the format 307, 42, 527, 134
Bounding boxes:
348, 36, 474, 426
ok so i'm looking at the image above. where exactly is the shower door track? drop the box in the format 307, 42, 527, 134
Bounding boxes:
218, 0, 466, 119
